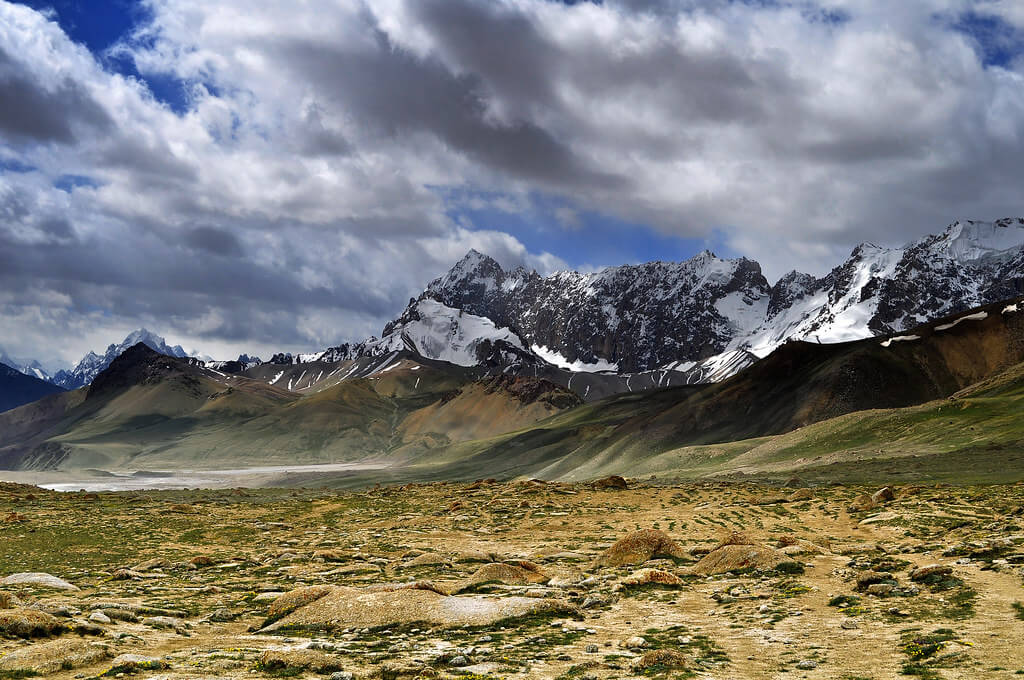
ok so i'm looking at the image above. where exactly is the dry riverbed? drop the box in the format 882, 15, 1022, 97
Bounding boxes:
1, 478, 1023, 679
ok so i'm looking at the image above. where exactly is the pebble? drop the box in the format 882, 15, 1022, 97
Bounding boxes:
622, 636, 647, 649
796, 660, 818, 670
88, 611, 112, 624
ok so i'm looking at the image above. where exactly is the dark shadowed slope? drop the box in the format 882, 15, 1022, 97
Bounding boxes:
0, 362, 65, 413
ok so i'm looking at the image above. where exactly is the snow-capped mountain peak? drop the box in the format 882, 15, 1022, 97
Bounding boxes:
358, 217, 1024, 386
52, 329, 195, 390
922, 218, 1024, 263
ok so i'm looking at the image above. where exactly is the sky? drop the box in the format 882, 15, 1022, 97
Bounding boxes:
0, 0, 1022, 368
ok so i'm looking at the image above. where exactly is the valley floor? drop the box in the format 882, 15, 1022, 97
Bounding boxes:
1, 480, 1023, 679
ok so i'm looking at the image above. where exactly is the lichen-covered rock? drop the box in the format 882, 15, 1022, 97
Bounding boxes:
0, 608, 66, 637
257, 649, 344, 674
687, 544, 785, 575
0, 639, 109, 674
260, 586, 577, 632
618, 568, 683, 588
1, 572, 78, 590
594, 529, 686, 567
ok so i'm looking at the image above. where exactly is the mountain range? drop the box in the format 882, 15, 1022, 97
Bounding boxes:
2, 293, 1022, 485
255, 217, 1024, 394
12, 217, 1024, 401
374, 217, 1024, 374
2, 217, 1024, 484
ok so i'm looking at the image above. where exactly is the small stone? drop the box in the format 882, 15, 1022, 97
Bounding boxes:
622, 636, 647, 649
841, 620, 859, 629
871, 487, 895, 504
585, 644, 599, 653
142, 616, 180, 629
449, 655, 469, 667
88, 612, 111, 625
796, 659, 818, 670
329, 673, 354, 680
909, 564, 952, 582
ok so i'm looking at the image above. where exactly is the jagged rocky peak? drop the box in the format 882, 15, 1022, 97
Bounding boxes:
415, 247, 772, 372
86, 343, 200, 400
768, 271, 818, 318
52, 328, 195, 390
268, 352, 294, 365
251, 217, 1024, 393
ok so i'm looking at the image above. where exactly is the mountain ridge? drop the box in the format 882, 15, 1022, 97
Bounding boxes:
52, 328, 193, 390
374, 217, 1024, 377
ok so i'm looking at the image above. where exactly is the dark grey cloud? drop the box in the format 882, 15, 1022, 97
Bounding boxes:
279, 29, 622, 191
0, 46, 111, 145
184, 225, 244, 257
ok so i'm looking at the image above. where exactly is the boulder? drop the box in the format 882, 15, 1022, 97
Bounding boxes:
787, 488, 813, 502
621, 636, 648, 649
257, 649, 344, 674
404, 553, 451, 568
594, 529, 686, 567
260, 586, 576, 632
634, 649, 687, 670
0, 608, 66, 637
591, 475, 629, 490
1, 572, 78, 591
265, 585, 335, 624
0, 639, 109, 675
688, 544, 785, 575
617, 568, 683, 588
104, 654, 167, 675
456, 562, 549, 593
871, 487, 895, 505
848, 495, 876, 512
909, 564, 953, 582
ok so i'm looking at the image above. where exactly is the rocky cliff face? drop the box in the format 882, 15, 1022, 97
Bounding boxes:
368, 218, 1024, 379
417, 248, 772, 372
53, 329, 190, 390
269, 218, 1024, 393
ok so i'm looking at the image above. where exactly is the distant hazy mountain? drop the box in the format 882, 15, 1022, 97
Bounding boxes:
0, 361, 65, 413
52, 328, 191, 390
0, 348, 55, 383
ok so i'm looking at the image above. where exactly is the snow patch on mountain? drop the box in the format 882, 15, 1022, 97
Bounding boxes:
531, 344, 618, 372
264, 217, 1024, 394
369, 299, 532, 368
